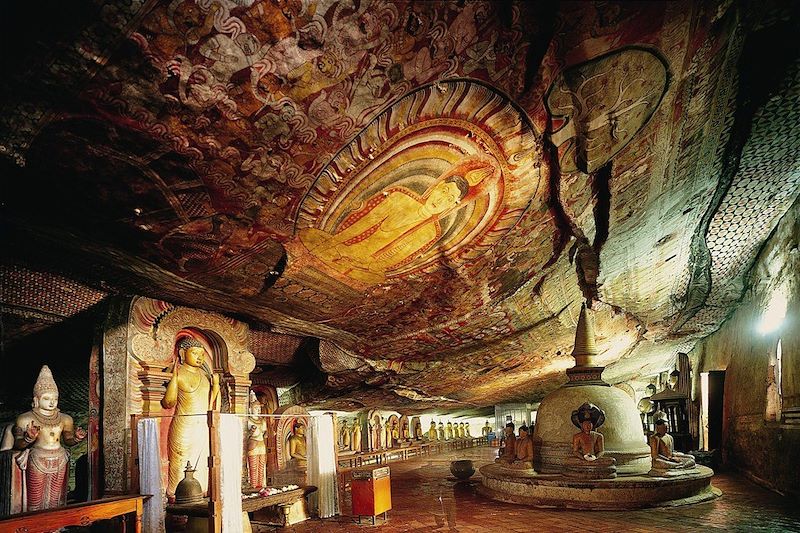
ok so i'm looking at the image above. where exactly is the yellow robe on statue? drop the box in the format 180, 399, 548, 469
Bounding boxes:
167, 372, 211, 496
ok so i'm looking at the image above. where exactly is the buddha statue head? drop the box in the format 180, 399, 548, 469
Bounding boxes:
518, 425, 529, 439
654, 415, 669, 436
32, 365, 59, 413
294, 422, 305, 437
177, 337, 209, 370
571, 402, 606, 434
668, 370, 680, 391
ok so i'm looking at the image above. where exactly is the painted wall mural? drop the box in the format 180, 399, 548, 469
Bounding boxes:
2, 1, 799, 410
286, 79, 539, 288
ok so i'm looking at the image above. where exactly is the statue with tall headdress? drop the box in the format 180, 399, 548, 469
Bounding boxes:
161, 335, 221, 497
12, 366, 87, 511
246, 391, 267, 489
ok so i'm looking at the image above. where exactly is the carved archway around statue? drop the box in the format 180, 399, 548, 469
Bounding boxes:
274, 405, 309, 471
385, 414, 399, 448
410, 416, 422, 440
399, 415, 410, 441
127, 296, 256, 415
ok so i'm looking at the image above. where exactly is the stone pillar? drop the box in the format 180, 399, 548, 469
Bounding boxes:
227, 373, 252, 414
137, 364, 171, 416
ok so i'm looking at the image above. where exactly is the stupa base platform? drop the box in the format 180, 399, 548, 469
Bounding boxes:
478, 463, 720, 510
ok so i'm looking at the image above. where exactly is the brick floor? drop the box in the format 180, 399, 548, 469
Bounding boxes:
254, 446, 800, 532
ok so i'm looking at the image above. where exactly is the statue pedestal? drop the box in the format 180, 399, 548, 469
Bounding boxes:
479, 463, 719, 510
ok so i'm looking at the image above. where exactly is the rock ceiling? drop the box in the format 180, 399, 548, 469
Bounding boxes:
1, 1, 799, 411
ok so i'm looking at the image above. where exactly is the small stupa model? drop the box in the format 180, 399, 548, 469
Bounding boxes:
478, 303, 720, 510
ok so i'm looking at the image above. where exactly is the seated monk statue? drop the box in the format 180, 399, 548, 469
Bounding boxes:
504, 425, 534, 470
494, 423, 517, 464
563, 402, 617, 479
648, 417, 696, 477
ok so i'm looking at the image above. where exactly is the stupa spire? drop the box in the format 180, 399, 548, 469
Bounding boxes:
572, 303, 598, 368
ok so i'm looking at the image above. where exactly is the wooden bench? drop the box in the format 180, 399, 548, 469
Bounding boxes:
0, 495, 148, 533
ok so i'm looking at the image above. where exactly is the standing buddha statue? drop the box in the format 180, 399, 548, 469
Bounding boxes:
12, 366, 87, 511
446, 421, 454, 440
161, 337, 221, 497
339, 419, 351, 450
350, 419, 362, 452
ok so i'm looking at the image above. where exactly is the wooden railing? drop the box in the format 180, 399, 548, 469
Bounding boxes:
0, 495, 147, 533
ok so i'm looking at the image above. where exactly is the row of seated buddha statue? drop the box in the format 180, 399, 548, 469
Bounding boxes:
493, 402, 697, 479
425, 421, 473, 441
493, 403, 616, 478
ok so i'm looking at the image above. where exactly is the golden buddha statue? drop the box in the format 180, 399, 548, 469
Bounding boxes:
350, 419, 362, 452
298, 157, 499, 284
413, 419, 423, 440
428, 421, 438, 440
648, 417, 696, 477
437, 422, 445, 441
401, 419, 410, 441
12, 366, 86, 511
161, 337, 221, 497
446, 421, 454, 441
288, 423, 307, 468
246, 391, 267, 489
481, 421, 492, 437
339, 419, 351, 450
458, 422, 466, 439
564, 403, 617, 479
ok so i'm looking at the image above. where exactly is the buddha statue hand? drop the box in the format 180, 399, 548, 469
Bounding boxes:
24, 421, 40, 443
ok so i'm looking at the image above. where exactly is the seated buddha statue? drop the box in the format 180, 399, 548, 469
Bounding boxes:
495, 423, 517, 464
288, 423, 308, 469
648, 418, 696, 477
428, 421, 438, 440
563, 403, 617, 479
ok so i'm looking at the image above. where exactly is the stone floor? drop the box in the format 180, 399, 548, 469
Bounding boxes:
254, 446, 800, 532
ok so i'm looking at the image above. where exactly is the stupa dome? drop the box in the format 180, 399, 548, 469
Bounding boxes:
532, 304, 650, 475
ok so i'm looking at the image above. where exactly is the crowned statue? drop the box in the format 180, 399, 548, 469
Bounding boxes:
246, 391, 267, 489
161, 336, 221, 497
12, 366, 87, 511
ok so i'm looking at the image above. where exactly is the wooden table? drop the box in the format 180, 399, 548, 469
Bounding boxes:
0, 495, 148, 533
167, 486, 317, 528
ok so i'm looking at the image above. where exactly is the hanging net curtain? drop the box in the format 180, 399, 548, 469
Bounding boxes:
307, 415, 340, 518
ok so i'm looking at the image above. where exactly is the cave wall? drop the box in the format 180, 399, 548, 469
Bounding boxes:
691, 198, 800, 497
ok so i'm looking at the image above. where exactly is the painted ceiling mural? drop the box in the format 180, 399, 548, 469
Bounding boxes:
1, 1, 799, 410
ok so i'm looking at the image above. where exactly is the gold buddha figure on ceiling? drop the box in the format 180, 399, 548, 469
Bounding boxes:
299, 156, 499, 284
